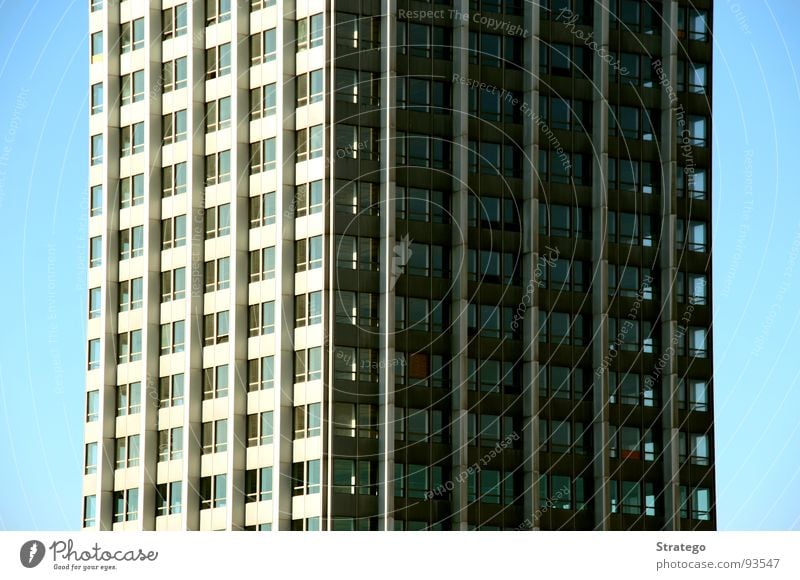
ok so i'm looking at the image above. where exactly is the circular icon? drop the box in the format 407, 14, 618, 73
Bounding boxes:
19, 540, 45, 568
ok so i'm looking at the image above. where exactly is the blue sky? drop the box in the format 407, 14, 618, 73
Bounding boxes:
0, 0, 799, 531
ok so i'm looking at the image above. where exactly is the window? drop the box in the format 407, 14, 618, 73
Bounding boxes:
162, 110, 187, 144
247, 411, 273, 446
90, 134, 103, 165
297, 70, 324, 107
204, 257, 230, 292
397, 132, 450, 169
117, 329, 142, 363
676, 219, 708, 252
333, 403, 378, 438
162, 58, 187, 92
294, 403, 322, 439
686, 327, 708, 358
679, 432, 710, 466
608, 264, 654, 300
333, 459, 377, 496
121, 122, 144, 156
205, 150, 231, 185
118, 278, 143, 312
675, 272, 707, 305
245, 467, 273, 502
679, 486, 712, 521
248, 301, 275, 336
539, 204, 591, 239
292, 459, 321, 495
610, 0, 659, 34
121, 18, 144, 53
161, 215, 187, 249
90, 32, 103, 63
678, 379, 709, 412
296, 236, 323, 272
115, 382, 141, 416
88, 287, 101, 319
608, 318, 656, 353
609, 425, 654, 461
206, 0, 231, 25
205, 97, 231, 133
540, 257, 587, 292
397, 464, 440, 500
297, 125, 324, 161
115, 434, 140, 469
248, 356, 274, 392
83, 495, 96, 528
687, 115, 708, 147
205, 204, 231, 239
249, 191, 276, 227
335, 124, 378, 161
156, 481, 182, 516
203, 310, 230, 345
113, 488, 139, 522
86, 390, 99, 422
162, 163, 187, 197
202, 419, 228, 454
336, 69, 379, 105
297, 14, 324, 51
161, 268, 186, 302
90, 0, 102, 12
250, 138, 276, 173
295, 180, 323, 217
607, 211, 657, 246
121, 70, 144, 105
609, 105, 659, 141
159, 320, 185, 354
249, 246, 276, 282
539, 43, 590, 77
88, 338, 101, 370
251, 28, 277, 65
677, 166, 708, 200
251, 0, 276, 11
159, 374, 185, 408
611, 481, 642, 515
609, 371, 656, 407
205, 43, 231, 79
120, 173, 144, 208
203, 365, 229, 399
162, 4, 188, 39
614, 52, 654, 86
335, 180, 380, 216
538, 365, 587, 400
200, 474, 227, 509
91, 83, 103, 114
89, 236, 102, 267
90, 185, 102, 217
85, 442, 98, 474
537, 310, 587, 346
295, 291, 322, 327
678, 7, 709, 42
250, 83, 277, 119
295, 347, 322, 382
338, 12, 380, 51
608, 157, 660, 194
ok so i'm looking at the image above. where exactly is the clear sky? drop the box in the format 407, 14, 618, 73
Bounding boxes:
0, 0, 798, 531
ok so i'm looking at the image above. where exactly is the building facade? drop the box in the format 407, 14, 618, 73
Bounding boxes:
82, 0, 715, 531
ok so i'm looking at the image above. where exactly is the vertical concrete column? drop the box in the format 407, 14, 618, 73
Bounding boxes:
591, 0, 611, 531
448, 0, 470, 532
378, 0, 398, 531
659, 0, 680, 531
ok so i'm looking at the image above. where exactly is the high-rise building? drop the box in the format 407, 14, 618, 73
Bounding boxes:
82, 0, 714, 531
